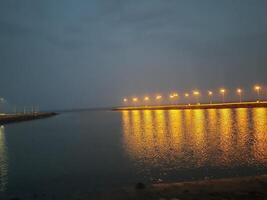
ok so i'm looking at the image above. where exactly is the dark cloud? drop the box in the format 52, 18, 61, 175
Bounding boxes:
0, 0, 267, 110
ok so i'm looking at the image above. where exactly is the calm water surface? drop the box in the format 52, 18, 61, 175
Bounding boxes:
0, 108, 267, 195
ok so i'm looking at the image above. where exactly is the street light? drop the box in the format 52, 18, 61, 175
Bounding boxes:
132, 97, 138, 103
156, 95, 162, 100
193, 90, 200, 104
123, 98, 128, 103
172, 93, 178, 97
220, 89, 226, 103
169, 94, 174, 104
156, 95, 162, 105
143, 96, 150, 106
254, 85, 261, 102
169, 93, 178, 104
144, 96, 150, 101
208, 91, 213, 104
237, 88, 242, 103
184, 93, 189, 105
169, 94, 174, 105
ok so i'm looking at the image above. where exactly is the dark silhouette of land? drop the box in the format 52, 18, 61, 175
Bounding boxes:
1, 175, 267, 200
0, 112, 57, 124
113, 101, 267, 111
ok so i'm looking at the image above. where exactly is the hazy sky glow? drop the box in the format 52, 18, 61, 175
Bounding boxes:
0, 0, 267, 110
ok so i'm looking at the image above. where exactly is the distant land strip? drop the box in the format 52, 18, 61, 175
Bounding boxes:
0, 112, 58, 124
113, 101, 267, 111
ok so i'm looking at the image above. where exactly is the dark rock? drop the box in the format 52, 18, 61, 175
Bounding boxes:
183, 189, 189, 193
9, 197, 21, 200
135, 182, 146, 190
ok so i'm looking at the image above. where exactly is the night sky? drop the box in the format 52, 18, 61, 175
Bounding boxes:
0, 0, 267, 110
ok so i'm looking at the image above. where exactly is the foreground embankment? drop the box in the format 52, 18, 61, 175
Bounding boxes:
113, 101, 267, 111
2, 175, 267, 200
97, 175, 267, 200
0, 112, 58, 124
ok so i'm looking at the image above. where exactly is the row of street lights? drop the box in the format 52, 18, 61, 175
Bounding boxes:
123, 85, 263, 105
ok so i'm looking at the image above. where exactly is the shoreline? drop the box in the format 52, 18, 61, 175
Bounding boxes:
83, 174, 267, 200
0, 112, 58, 124
113, 101, 267, 111
2, 175, 267, 200
125, 174, 267, 200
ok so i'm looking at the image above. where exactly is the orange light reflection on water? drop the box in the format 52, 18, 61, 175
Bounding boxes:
122, 108, 267, 170
218, 109, 233, 166
253, 108, 267, 162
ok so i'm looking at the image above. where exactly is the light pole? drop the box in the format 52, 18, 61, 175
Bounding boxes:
123, 98, 128, 106
254, 85, 261, 102
193, 91, 200, 104
132, 97, 138, 106
144, 96, 149, 106
156, 95, 162, 100
156, 95, 162, 105
184, 93, 189, 105
220, 89, 226, 103
237, 89, 242, 103
169, 94, 174, 104
169, 93, 178, 105
208, 91, 213, 104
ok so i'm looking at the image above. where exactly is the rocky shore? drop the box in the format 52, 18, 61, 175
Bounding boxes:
0, 112, 58, 124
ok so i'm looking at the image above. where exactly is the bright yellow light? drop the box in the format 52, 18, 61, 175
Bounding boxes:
170, 93, 178, 99
144, 96, 150, 101
123, 98, 128, 102
193, 91, 200, 96
156, 95, 162, 100
208, 91, 213, 96
185, 93, 189, 97
220, 89, 226, 94
132, 97, 138, 102
255, 85, 261, 91
237, 88, 242, 94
